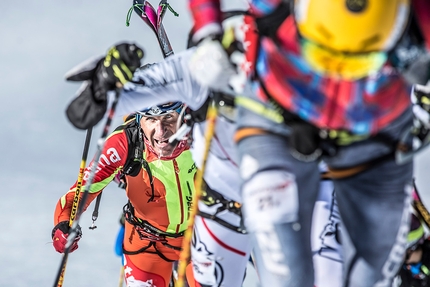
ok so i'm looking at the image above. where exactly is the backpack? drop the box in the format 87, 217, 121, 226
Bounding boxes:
114, 114, 155, 201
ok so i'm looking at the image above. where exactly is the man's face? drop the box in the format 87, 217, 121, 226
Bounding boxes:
140, 112, 180, 157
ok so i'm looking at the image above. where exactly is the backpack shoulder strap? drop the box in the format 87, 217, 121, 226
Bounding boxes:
122, 119, 142, 176
254, 1, 291, 39
120, 117, 156, 202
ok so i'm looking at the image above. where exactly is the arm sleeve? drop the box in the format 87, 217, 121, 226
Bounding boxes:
188, 0, 286, 42
116, 48, 210, 117
189, 0, 223, 42
53, 130, 129, 225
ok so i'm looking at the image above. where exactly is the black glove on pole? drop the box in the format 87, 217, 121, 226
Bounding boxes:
65, 42, 144, 130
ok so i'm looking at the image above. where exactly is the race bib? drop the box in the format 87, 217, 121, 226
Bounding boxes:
243, 171, 299, 231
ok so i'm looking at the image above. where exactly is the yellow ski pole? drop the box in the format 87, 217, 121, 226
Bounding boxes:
412, 179, 430, 228
176, 98, 219, 287
56, 127, 93, 287
118, 265, 125, 287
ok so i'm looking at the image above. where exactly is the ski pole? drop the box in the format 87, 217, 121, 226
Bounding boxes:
118, 265, 125, 287
412, 179, 430, 228
55, 127, 93, 287
53, 86, 122, 287
176, 97, 219, 287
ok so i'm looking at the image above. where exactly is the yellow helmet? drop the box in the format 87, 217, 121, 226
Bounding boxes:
294, 0, 411, 53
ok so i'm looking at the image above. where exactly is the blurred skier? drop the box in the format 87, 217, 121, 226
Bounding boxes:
186, 0, 430, 286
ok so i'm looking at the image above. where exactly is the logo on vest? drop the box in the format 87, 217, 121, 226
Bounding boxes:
188, 163, 196, 174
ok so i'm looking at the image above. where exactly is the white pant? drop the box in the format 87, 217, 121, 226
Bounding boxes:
191, 209, 252, 287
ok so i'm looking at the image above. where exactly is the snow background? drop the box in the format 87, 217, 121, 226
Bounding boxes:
1, 0, 430, 286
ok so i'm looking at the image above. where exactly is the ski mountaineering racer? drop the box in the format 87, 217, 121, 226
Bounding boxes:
52, 90, 197, 286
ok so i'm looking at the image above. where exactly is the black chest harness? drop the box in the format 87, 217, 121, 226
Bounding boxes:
122, 201, 184, 262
